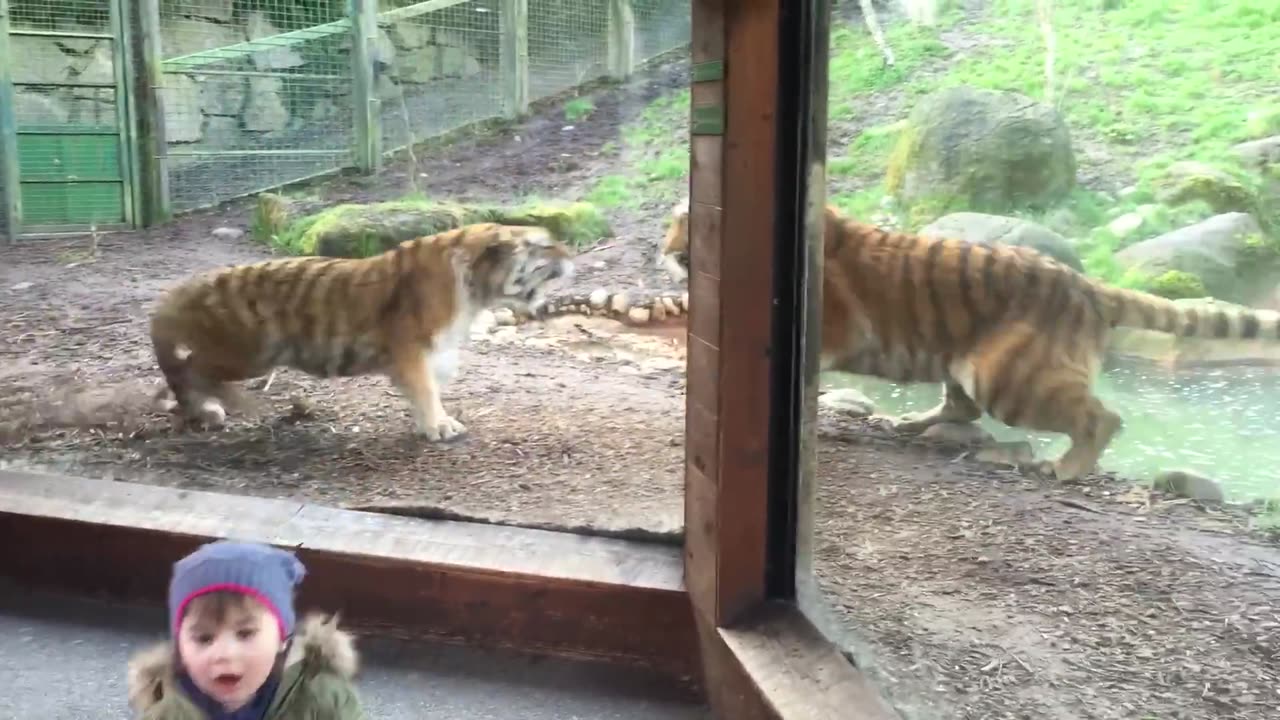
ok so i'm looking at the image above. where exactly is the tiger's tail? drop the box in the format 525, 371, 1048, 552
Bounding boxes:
1098, 284, 1280, 341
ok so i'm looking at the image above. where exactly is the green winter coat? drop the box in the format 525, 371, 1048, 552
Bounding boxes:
126, 613, 366, 720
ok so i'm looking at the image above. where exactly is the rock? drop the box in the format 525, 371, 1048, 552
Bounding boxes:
887, 86, 1077, 219
1231, 136, 1280, 171
1152, 469, 1225, 503
1155, 161, 1258, 215
819, 388, 875, 418
680, 292, 689, 311
627, 306, 651, 324
210, 227, 244, 242
920, 212, 1082, 271
610, 293, 632, 315
661, 296, 681, 317
1107, 212, 1146, 239
921, 422, 993, 446
492, 308, 516, 326
160, 74, 203, 143
588, 288, 610, 309
243, 77, 288, 132
1114, 213, 1276, 305
649, 300, 667, 321
471, 309, 497, 335
246, 12, 305, 70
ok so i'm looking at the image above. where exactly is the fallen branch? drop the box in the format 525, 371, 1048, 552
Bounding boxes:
860, 0, 896, 67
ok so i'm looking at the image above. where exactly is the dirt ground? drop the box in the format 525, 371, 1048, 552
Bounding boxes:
2, 49, 1279, 720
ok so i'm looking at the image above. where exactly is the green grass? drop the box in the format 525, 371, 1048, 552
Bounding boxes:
563, 96, 596, 123
826, 0, 1280, 236
583, 88, 691, 210
585, 0, 1280, 254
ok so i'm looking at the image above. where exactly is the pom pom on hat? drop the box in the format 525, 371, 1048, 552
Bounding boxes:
168, 540, 306, 641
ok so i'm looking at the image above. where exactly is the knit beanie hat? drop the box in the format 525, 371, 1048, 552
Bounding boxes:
168, 540, 307, 641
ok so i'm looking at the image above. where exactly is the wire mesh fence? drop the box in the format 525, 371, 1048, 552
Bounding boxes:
633, 0, 689, 61
527, 0, 611, 99
1, 0, 690, 233
377, 0, 505, 154
3, 0, 129, 232
156, 0, 358, 213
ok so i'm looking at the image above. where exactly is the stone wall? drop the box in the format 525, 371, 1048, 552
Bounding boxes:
10, 0, 486, 148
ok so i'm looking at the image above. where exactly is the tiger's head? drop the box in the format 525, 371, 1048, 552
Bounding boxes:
655, 197, 690, 283
462, 224, 576, 316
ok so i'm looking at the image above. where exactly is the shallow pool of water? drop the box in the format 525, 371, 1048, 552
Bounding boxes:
820, 363, 1280, 502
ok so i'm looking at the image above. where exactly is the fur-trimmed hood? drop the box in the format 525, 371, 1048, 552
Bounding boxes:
127, 612, 360, 714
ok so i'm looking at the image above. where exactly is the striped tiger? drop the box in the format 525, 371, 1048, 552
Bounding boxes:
149, 223, 574, 441
659, 199, 1280, 480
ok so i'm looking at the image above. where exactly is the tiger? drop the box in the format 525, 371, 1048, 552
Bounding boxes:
149, 223, 575, 441
654, 197, 690, 283
658, 199, 1280, 480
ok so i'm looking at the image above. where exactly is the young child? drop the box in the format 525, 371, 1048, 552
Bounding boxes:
126, 540, 366, 719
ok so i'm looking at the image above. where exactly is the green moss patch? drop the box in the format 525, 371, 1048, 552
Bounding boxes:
252, 195, 614, 258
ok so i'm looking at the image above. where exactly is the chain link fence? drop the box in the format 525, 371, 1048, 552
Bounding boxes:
2, 0, 691, 229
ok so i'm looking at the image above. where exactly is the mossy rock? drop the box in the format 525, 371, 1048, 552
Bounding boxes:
886, 86, 1077, 221
1146, 270, 1209, 300
252, 195, 614, 258
1155, 161, 1259, 216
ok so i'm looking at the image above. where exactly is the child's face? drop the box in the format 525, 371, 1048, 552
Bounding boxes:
176, 595, 283, 711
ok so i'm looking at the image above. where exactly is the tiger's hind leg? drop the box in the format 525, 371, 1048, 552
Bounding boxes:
970, 325, 1123, 481
890, 381, 983, 434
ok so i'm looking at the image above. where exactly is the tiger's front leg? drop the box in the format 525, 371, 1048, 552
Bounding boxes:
390, 344, 467, 442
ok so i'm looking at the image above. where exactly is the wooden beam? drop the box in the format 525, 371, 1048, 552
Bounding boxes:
500, 0, 530, 118
0, 470, 701, 693
713, 603, 901, 720
684, 0, 777, 629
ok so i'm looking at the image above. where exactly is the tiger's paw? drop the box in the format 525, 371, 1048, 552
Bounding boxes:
196, 398, 227, 429
416, 414, 467, 442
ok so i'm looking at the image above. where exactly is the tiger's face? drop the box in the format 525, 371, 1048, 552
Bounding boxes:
464, 226, 575, 315
655, 197, 690, 282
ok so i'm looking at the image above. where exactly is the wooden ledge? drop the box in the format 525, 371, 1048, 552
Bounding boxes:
0, 470, 700, 691
703, 602, 901, 720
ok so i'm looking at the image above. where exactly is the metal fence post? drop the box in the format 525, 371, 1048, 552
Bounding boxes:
129, 0, 171, 226
500, 0, 529, 119
352, 0, 382, 173
0, 0, 21, 242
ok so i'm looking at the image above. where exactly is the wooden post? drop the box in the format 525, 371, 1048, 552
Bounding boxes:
128, 0, 171, 226
500, 0, 529, 118
109, 0, 138, 228
607, 0, 636, 81
0, 0, 21, 242
351, 0, 382, 173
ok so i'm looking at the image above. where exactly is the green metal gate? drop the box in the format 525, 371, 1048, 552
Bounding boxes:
0, 0, 135, 241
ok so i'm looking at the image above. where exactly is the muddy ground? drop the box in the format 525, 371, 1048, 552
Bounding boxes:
2, 41, 1279, 720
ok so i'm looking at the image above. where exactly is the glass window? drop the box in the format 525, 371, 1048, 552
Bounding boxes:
796, 2, 1280, 718
1, 0, 693, 540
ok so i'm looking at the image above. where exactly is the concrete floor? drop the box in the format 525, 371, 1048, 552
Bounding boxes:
0, 582, 709, 720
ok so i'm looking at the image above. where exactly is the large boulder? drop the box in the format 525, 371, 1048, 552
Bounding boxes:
253, 194, 614, 258
919, 212, 1082, 271
887, 86, 1077, 223
1114, 212, 1279, 306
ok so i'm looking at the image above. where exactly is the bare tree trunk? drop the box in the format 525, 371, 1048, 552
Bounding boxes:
1036, 0, 1057, 105
861, 0, 896, 66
